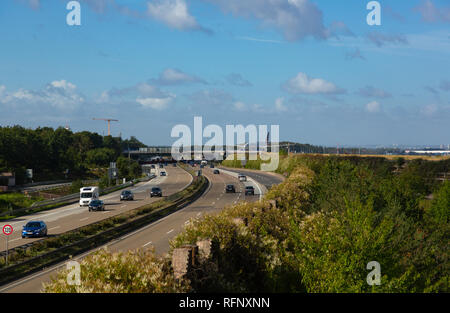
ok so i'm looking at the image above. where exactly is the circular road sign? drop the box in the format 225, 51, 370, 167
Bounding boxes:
2, 224, 13, 236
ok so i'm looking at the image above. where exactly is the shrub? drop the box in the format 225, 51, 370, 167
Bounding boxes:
43, 248, 190, 293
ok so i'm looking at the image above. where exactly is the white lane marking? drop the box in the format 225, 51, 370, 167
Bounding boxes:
48, 226, 60, 231
121, 205, 126, 208
211, 202, 215, 205
102, 210, 109, 214
196, 212, 201, 217
79, 217, 89, 222
10, 238, 22, 242
166, 229, 174, 234
143, 241, 153, 247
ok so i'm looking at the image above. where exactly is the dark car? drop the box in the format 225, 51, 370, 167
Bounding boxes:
200, 164, 204, 168
213, 169, 220, 174
22, 221, 47, 238
226, 184, 235, 193
173, 163, 177, 167
160, 171, 167, 176
210, 164, 215, 168
150, 187, 162, 197
151, 164, 156, 169
245, 186, 255, 196
88, 199, 105, 211
120, 190, 134, 201
159, 164, 164, 168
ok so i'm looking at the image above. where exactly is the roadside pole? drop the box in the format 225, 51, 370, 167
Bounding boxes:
2, 224, 13, 266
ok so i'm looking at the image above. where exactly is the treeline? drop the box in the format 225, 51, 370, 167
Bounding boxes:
44, 155, 449, 292
279, 141, 404, 155
0, 125, 146, 184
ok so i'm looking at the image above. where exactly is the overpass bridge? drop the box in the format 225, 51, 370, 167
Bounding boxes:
123, 144, 281, 164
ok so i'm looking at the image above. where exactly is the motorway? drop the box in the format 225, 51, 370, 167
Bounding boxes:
0, 166, 283, 293
219, 166, 285, 190
0, 166, 192, 253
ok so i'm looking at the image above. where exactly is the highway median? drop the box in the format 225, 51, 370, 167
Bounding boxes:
0, 167, 209, 287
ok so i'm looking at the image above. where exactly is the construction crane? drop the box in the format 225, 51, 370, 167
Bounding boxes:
92, 118, 118, 136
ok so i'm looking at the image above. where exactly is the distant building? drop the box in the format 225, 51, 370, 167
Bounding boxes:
0, 172, 16, 190
404, 150, 450, 156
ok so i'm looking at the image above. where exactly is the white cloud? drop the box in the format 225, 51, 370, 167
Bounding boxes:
358, 86, 392, 98
421, 103, 438, 116
0, 85, 6, 98
0, 80, 84, 110
366, 101, 381, 113
275, 97, 287, 112
414, 0, 450, 23
206, 0, 329, 41
233, 101, 246, 111
28, 0, 40, 10
136, 95, 174, 110
147, 0, 203, 31
283, 72, 345, 95
366, 32, 409, 47
151, 68, 206, 85
226, 73, 252, 87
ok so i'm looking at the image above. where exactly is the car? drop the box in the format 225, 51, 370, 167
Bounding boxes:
88, 199, 105, 211
22, 221, 47, 238
245, 186, 255, 196
210, 164, 215, 168
151, 164, 155, 169
200, 164, 204, 168
120, 190, 134, 201
159, 164, 164, 168
173, 163, 177, 167
226, 184, 235, 193
150, 187, 162, 197
160, 171, 167, 176
238, 174, 247, 182
213, 169, 220, 174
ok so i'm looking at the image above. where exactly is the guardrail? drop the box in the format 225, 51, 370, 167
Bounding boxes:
0, 171, 208, 287
0, 175, 156, 219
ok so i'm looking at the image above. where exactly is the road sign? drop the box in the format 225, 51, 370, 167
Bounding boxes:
2, 224, 13, 236
3, 224, 13, 266
26, 169, 33, 179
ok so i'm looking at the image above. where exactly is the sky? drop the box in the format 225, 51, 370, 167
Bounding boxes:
0, 0, 449, 147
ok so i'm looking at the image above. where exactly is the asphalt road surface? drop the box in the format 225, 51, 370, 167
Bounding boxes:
0, 166, 282, 293
219, 167, 285, 190
0, 166, 192, 253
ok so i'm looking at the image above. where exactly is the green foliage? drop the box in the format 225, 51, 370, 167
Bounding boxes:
117, 156, 142, 180
40, 155, 449, 293
85, 148, 116, 167
0, 193, 43, 214
0, 125, 145, 181
43, 248, 190, 293
428, 181, 450, 224
70, 179, 83, 193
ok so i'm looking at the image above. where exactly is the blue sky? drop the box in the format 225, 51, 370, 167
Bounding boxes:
0, 0, 449, 146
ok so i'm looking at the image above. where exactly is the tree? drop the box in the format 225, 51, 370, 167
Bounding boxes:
428, 181, 450, 224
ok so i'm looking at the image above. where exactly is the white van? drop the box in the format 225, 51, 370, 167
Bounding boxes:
80, 187, 99, 206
